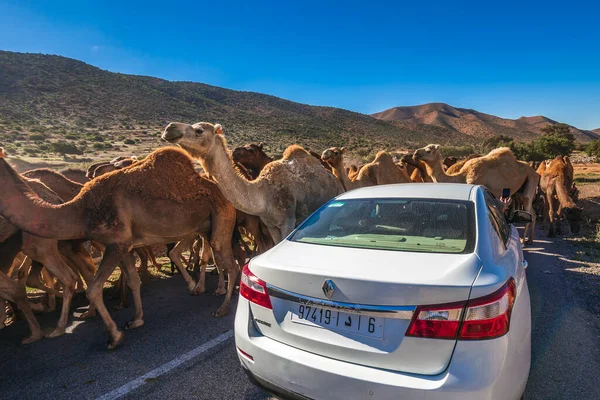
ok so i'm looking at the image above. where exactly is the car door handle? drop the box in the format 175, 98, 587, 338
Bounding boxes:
522, 260, 528, 270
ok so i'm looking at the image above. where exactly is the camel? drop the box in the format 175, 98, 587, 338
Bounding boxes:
413, 144, 539, 244
231, 143, 273, 179
321, 147, 411, 191
347, 164, 363, 181
400, 154, 432, 182
0, 177, 89, 344
443, 156, 458, 169
447, 154, 483, 174
59, 168, 88, 184
91, 157, 138, 179
0, 147, 238, 349
163, 122, 344, 243
539, 156, 582, 237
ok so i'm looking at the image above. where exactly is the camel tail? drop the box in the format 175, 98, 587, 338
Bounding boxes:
0, 158, 86, 240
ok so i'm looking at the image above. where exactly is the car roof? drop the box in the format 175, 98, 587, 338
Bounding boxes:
336, 183, 477, 201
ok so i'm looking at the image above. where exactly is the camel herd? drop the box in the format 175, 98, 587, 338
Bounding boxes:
0, 121, 584, 349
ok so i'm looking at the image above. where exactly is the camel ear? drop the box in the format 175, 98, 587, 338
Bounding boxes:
341, 147, 347, 154
131, 155, 138, 160
0, 148, 4, 158
214, 124, 223, 135
258, 142, 264, 150
433, 144, 440, 150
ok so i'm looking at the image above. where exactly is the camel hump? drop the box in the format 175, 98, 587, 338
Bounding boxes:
487, 147, 516, 160
373, 151, 393, 163
139, 147, 195, 172
282, 145, 311, 160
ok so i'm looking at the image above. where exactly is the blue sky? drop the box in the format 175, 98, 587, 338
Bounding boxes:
1, 0, 600, 129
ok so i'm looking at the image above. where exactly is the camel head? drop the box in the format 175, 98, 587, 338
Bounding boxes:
162, 122, 222, 159
321, 147, 346, 168
562, 206, 583, 234
413, 144, 442, 164
232, 143, 272, 169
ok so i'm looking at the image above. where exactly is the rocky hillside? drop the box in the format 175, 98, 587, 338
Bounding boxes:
0, 51, 471, 164
372, 103, 599, 142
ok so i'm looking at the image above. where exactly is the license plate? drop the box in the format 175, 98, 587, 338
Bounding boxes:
291, 304, 384, 339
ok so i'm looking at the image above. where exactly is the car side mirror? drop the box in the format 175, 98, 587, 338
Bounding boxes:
509, 210, 533, 224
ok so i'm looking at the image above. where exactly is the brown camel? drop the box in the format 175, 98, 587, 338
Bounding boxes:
443, 156, 458, 169
163, 122, 344, 243
0, 147, 238, 349
539, 156, 582, 237
231, 143, 273, 179
413, 145, 539, 243
0, 176, 89, 344
322, 147, 411, 191
400, 154, 432, 182
60, 168, 88, 184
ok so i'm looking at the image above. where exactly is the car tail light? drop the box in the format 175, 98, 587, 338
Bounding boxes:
406, 278, 516, 340
459, 278, 515, 340
240, 264, 272, 309
406, 301, 465, 339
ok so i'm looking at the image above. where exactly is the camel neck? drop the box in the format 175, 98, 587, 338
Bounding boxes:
200, 138, 267, 215
425, 158, 454, 183
0, 159, 86, 240
331, 162, 353, 191
554, 175, 577, 209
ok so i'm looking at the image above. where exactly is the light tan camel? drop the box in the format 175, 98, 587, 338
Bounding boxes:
321, 147, 411, 191
539, 156, 582, 237
0, 147, 238, 349
446, 154, 482, 174
413, 144, 540, 243
162, 122, 344, 243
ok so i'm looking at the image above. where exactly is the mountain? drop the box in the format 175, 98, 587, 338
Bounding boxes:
372, 103, 599, 142
0, 51, 471, 163
593, 128, 600, 135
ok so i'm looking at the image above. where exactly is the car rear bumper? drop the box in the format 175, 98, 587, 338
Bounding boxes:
235, 299, 529, 400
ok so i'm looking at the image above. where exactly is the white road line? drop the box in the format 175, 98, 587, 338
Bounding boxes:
95, 330, 234, 400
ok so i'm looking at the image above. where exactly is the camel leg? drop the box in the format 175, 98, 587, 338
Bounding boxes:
0, 272, 43, 344
24, 262, 63, 298
59, 241, 98, 319
145, 246, 161, 270
114, 268, 129, 310
209, 237, 238, 317
33, 246, 77, 339
196, 235, 212, 295
547, 190, 557, 238
168, 235, 200, 294
120, 252, 144, 330
86, 244, 125, 350
40, 267, 57, 312
134, 247, 151, 283
165, 243, 177, 274
209, 208, 239, 317
521, 178, 538, 245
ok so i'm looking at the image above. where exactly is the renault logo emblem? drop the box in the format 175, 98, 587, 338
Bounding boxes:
322, 280, 336, 299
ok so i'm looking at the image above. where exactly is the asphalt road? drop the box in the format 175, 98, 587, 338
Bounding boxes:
1, 231, 600, 400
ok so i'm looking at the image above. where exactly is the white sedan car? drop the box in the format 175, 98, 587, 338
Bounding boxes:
235, 183, 531, 400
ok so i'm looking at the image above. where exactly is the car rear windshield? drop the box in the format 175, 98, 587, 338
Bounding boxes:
290, 198, 475, 254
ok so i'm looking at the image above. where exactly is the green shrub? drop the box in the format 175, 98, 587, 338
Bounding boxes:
50, 141, 83, 155
439, 145, 475, 158
29, 133, 45, 141
124, 138, 136, 145
586, 140, 600, 157
65, 134, 78, 140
